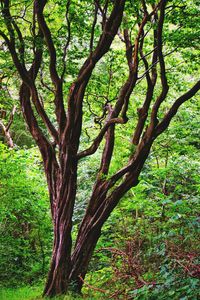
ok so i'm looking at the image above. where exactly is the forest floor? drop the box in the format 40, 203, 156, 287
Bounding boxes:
0, 285, 101, 300
0, 286, 43, 300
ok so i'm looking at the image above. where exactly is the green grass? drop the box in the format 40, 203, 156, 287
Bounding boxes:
0, 285, 43, 300
0, 285, 102, 300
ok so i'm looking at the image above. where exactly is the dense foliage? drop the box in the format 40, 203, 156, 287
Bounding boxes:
0, 144, 52, 287
0, 105, 199, 298
88, 106, 200, 299
0, 0, 199, 299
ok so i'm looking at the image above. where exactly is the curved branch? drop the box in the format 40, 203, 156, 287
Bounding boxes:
35, 0, 60, 84
1, 1, 59, 143
150, 0, 169, 129
155, 80, 200, 137
77, 117, 127, 159
61, 0, 71, 80
75, 0, 126, 86
35, 0, 67, 131
62, 0, 126, 155
0, 106, 16, 148
6, 105, 16, 131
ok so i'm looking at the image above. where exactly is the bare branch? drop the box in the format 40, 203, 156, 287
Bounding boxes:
77, 116, 127, 159
0, 105, 16, 148
63, 0, 126, 151
155, 80, 200, 137
6, 105, 16, 131
35, 0, 67, 132
149, 0, 169, 131
90, 2, 98, 53
61, 0, 71, 80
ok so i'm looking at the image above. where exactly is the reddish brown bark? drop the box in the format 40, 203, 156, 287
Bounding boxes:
0, 105, 16, 148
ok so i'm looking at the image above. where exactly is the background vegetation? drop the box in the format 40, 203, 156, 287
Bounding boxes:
0, 100, 199, 300
0, 0, 199, 299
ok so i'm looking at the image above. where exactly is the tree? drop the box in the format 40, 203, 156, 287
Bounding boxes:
0, 0, 199, 297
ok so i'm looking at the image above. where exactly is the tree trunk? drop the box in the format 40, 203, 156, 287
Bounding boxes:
43, 177, 105, 296
69, 226, 102, 292
44, 213, 105, 296
44, 219, 103, 296
43, 237, 72, 297
43, 162, 78, 297
43, 176, 133, 296
43, 177, 104, 296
